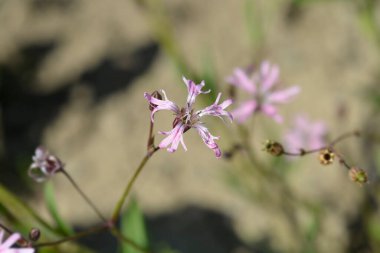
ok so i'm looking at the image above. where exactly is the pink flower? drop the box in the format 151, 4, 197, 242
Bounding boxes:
29, 146, 64, 182
226, 61, 300, 123
284, 115, 327, 153
0, 230, 34, 253
144, 77, 233, 158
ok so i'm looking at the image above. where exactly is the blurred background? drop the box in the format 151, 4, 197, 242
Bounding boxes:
1, 0, 380, 252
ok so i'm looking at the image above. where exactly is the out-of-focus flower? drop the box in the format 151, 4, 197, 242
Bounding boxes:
144, 77, 233, 158
284, 115, 327, 153
0, 230, 34, 253
226, 61, 300, 123
349, 167, 368, 186
29, 146, 64, 182
319, 149, 335, 165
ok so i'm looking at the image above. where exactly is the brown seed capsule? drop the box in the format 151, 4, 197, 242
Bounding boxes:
29, 228, 41, 241
349, 167, 368, 185
264, 140, 284, 156
319, 149, 335, 165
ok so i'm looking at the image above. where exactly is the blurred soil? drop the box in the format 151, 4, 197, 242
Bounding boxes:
1, 0, 380, 252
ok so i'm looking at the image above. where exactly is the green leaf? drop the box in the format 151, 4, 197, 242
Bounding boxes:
43, 181, 74, 236
121, 198, 149, 253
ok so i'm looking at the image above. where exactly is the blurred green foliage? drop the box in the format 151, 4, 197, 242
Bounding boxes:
120, 199, 149, 253
44, 182, 74, 236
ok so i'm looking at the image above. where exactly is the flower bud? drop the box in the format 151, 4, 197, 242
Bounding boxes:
29, 146, 64, 182
28, 228, 41, 241
349, 167, 368, 185
318, 149, 335, 165
263, 140, 284, 156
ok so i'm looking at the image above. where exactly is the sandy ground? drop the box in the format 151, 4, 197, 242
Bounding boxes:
1, 0, 379, 252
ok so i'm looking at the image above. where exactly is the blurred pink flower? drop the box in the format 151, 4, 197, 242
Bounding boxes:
284, 115, 327, 153
144, 77, 232, 158
0, 230, 34, 253
29, 146, 64, 182
226, 61, 300, 123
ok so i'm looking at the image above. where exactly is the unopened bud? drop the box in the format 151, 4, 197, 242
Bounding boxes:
349, 167, 368, 185
319, 149, 335, 165
29, 228, 41, 241
148, 91, 163, 111
263, 140, 284, 156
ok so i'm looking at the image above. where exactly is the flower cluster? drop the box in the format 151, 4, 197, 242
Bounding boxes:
28, 146, 64, 182
226, 61, 300, 123
144, 77, 232, 158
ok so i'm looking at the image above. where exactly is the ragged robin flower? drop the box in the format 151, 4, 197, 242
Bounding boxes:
0, 230, 34, 253
144, 77, 233, 158
28, 146, 64, 182
226, 61, 300, 123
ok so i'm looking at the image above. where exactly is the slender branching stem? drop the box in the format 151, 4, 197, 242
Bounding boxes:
111, 147, 159, 222
283, 147, 325, 156
110, 228, 151, 253
332, 149, 352, 170
34, 224, 107, 248
330, 130, 360, 146
0, 223, 14, 235
61, 169, 107, 222
282, 130, 361, 157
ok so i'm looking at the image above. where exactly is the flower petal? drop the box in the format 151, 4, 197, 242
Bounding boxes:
28, 166, 48, 183
284, 115, 327, 153
261, 104, 283, 123
144, 92, 180, 122
231, 100, 257, 123
16, 249, 35, 253
197, 93, 233, 121
226, 68, 256, 94
182, 77, 210, 107
261, 62, 279, 93
158, 124, 186, 153
194, 124, 221, 158
0, 233, 20, 250
32, 146, 49, 166
266, 86, 300, 104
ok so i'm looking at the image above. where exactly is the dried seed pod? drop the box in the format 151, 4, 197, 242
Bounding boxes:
263, 140, 284, 156
319, 149, 335, 165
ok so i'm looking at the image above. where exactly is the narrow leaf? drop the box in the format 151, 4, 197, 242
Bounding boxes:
43, 181, 74, 236
121, 198, 149, 253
